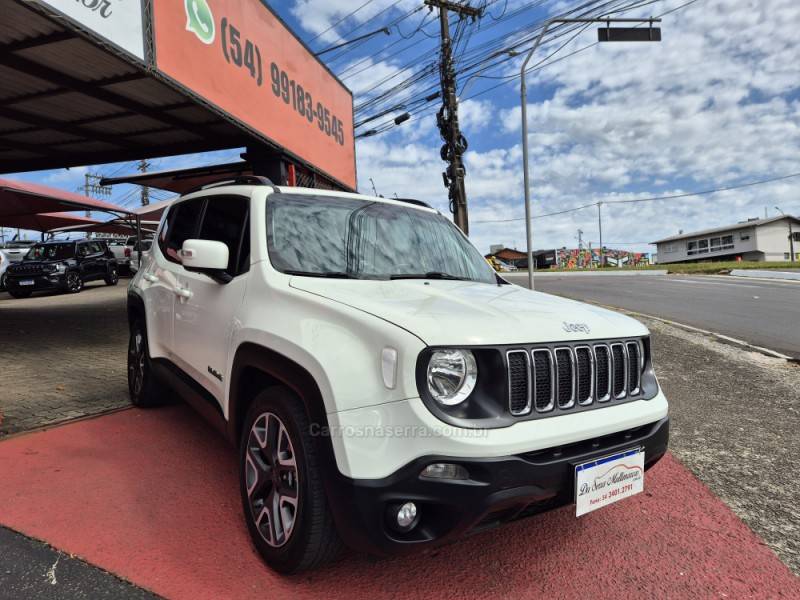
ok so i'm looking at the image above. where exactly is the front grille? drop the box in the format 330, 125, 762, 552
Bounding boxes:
10, 264, 44, 276
507, 351, 531, 415
555, 348, 574, 408
611, 343, 627, 398
506, 339, 644, 418
532, 350, 554, 412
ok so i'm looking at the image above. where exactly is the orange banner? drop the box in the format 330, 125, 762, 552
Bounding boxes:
153, 0, 356, 189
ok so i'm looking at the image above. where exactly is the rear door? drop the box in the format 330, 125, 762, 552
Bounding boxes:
172, 194, 251, 404
143, 198, 205, 360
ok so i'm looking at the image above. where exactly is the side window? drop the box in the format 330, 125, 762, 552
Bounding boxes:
77, 243, 89, 257
88, 241, 104, 254
197, 195, 250, 276
162, 199, 205, 264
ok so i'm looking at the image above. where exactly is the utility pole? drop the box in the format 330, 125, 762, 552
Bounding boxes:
426, 0, 482, 235
597, 201, 604, 267
576, 228, 584, 250
81, 173, 112, 218
137, 159, 151, 206
775, 207, 795, 262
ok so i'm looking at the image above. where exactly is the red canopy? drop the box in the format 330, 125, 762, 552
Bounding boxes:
1, 212, 101, 233
0, 178, 128, 222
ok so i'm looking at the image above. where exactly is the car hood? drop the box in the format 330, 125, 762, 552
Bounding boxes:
289, 278, 648, 346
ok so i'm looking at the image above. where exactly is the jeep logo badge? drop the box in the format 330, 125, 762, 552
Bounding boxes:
562, 322, 591, 334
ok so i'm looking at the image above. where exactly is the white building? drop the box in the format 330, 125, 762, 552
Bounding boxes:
652, 215, 799, 264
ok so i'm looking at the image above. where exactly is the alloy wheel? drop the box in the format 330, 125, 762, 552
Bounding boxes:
128, 330, 145, 397
245, 412, 299, 548
66, 272, 82, 292
109, 268, 119, 284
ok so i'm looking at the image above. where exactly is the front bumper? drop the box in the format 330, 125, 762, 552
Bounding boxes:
325, 416, 668, 556
6, 273, 67, 291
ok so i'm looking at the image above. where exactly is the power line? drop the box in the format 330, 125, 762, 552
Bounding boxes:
472, 172, 800, 224
307, 0, 381, 45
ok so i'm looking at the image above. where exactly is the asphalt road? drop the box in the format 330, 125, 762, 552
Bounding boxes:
508, 273, 800, 358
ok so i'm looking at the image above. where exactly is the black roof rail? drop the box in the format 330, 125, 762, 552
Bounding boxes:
393, 197, 433, 209
198, 175, 276, 192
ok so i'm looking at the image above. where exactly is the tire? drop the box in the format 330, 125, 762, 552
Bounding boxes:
104, 266, 119, 286
0, 272, 7, 291
8, 287, 31, 299
65, 271, 83, 294
240, 387, 342, 574
127, 319, 166, 407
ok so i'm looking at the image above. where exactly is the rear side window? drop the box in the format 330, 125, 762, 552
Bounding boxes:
197, 196, 250, 276
160, 199, 205, 264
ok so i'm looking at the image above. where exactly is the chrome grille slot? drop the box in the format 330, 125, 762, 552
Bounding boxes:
507, 350, 531, 416
532, 349, 554, 412
626, 341, 641, 395
554, 348, 575, 409
574, 346, 594, 405
611, 343, 627, 399
594, 345, 611, 402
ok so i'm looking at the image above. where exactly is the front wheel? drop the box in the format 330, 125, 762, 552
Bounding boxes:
0, 272, 7, 291
127, 320, 166, 407
104, 266, 119, 286
240, 387, 342, 573
65, 271, 83, 293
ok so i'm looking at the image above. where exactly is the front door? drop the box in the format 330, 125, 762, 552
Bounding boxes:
172, 194, 251, 406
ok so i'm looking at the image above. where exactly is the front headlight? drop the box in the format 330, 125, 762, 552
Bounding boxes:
55, 262, 66, 273
426, 349, 477, 406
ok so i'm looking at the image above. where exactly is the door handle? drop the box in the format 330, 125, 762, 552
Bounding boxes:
174, 287, 193, 299
143, 273, 159, 283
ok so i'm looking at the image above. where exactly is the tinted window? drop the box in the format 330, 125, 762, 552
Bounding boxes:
88, 241, 104, 254
162, 199, 205, 264
198, 196, 249, 275
26, 243, 75, 261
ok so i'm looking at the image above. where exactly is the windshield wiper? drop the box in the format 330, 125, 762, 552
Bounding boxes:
390, 271, 470, 281
283, 269, 357, 279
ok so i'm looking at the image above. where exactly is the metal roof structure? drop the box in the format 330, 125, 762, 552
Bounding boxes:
652, 215, 800, 244
0, 0, 349, 190
101, 162, 254, 195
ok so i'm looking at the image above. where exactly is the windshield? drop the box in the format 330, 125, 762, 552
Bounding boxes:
266, 194, 496, 283
25, 243, 74, 261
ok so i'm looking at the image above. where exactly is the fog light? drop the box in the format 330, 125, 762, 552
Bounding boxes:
396, 502, 417, 529
420, 463, 469, 481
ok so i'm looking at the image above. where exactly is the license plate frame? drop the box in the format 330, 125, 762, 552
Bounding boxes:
19, 279, 35, 286
575, 447, 644, 517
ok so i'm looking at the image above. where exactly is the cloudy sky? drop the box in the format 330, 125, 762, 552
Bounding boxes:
9, 0, 800, 254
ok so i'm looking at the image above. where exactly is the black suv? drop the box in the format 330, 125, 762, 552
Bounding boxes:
5, 239, 119, 299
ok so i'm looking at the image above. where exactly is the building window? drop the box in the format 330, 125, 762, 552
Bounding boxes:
721, 235, 734, 250
687, 241, 698, 256
698, 239, 709, 254
663, 244, 675, 253
740, 232, 750, 241
785, 253, 791, 260
793, 232, 800, 242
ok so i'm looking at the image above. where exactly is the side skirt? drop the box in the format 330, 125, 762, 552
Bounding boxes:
151, 358, 228, 439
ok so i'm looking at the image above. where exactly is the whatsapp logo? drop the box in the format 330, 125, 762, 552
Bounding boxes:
185, 0, 215, 45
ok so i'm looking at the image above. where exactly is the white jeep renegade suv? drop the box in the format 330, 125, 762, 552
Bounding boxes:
127, 178, 669, 573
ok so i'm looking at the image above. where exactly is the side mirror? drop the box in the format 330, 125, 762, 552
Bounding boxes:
181, 239, 232, 284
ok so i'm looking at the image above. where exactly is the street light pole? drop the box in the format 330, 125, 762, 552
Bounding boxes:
520, 17, 661, 290
775, 207, 795, 262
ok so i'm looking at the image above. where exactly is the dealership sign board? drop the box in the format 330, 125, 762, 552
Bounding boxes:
35, 0, 145, 60
152, 0, 356, 190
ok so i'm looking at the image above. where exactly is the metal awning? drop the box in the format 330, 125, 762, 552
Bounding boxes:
0, 178, 128, 221
0, 0, 248, 173
100, 162, 254, 195
0, 1, 298, 177
50, 219, 158, 237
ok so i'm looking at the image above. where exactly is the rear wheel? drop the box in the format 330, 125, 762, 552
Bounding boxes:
104, 266, 119, 286
65, 271, 83, 293
240, 387, 342, 573
127, 320, 166, 407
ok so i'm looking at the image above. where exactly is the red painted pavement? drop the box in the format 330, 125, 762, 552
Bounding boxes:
0, 406, 797, 599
